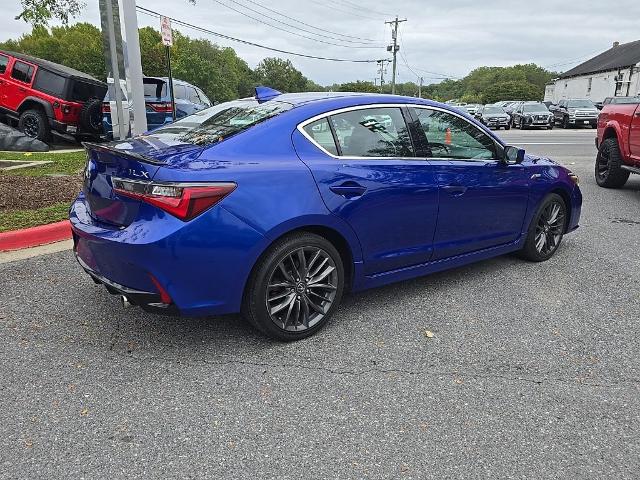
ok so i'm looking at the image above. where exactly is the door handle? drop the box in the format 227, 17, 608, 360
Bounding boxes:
330, 182, 367, 198
442, 185, 468, 196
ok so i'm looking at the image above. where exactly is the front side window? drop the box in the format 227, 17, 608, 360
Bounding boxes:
11, 61, 34, 84
303, 118, 338, 155
328, 107, 413, 157
0, 55, 8, 74
410, 107, 496, 160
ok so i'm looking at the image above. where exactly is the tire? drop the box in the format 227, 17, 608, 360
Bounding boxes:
520, 119, 527, 130
547, 124, 554, 130
80, 98, 103, 135
562, 116, 570, 129
505, 124, 511, 130
591, 123, 597, 129
242, 232, 345, 341
18, 109, 50, 142
519, 193, 567, 262
595, 137, 630, 188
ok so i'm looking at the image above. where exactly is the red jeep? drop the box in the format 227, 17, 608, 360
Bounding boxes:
0, 50, 107, 142
595, 97, 640, 188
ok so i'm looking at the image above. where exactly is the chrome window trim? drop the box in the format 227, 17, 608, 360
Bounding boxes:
296, 103, 502, 162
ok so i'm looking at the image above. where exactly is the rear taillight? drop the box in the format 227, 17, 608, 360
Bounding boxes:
62, 104, 72, 114
147, 102, 174, 113
112, 178, 236, 221
102, 103, 110, 113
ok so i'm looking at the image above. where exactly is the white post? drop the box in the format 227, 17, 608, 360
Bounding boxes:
120, 0, 147, 135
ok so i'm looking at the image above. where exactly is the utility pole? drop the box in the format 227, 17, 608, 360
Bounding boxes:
385, 16, 406, 95
377, 59, 389, 93
418, 76, 423, 98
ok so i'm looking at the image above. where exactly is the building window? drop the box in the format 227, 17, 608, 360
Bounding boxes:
587, 78, 592, 95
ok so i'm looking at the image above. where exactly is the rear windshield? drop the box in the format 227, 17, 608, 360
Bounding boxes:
144, 80, 167, 98
149, 99, 293, 145
567, 100, 595, 108
523, 104, 548, 113
607, 96, 640, 104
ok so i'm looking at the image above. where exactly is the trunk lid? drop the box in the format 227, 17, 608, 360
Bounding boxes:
82, 138, 203, 227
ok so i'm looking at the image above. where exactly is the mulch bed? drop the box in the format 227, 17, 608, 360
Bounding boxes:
0, 174, 83, 210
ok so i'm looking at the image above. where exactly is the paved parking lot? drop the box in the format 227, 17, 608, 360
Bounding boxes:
1, 129, 639, 479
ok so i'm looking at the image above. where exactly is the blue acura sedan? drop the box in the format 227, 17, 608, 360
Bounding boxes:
71, 87, 582, 340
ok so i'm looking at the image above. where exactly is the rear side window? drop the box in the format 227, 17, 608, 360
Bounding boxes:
0, 55, 8, 74
329, 107, 413, 157
303, 118, 338, 155
173, 84, 186, 99
186, 86, 201, 104
33, 69, 66, 97
11, 61, 34, 84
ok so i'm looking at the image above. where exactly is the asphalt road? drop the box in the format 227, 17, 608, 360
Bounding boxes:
2, 128, 639, 479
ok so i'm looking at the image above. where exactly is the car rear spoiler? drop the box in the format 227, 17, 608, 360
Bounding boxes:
82, 142, 168, 165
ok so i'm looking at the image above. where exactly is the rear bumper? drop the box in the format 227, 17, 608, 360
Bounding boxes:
70, 192, 267, 316
74, 251, 178, 315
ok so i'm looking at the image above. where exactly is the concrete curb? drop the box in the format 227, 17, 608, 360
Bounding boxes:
0, 220, 72, 251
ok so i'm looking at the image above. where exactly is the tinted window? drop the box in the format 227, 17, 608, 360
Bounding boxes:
11, 61, 34, 83
303, 118, 338, 155
150, 99, 293, 146
71, 80, 106, 102
411, 107, 496, 160
33, 69, 66, 97
329, 107, 413, 157
0, 55, 8, 74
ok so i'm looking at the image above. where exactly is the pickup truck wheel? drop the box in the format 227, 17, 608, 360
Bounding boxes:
520, 119, 527, 130
519, 193, 567, 262
595, 137, 630, 188
562, 116, 570, 129
18, 109, 50, 142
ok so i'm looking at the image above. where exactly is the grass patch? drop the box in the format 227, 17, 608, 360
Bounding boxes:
0, 150, 86, 176
0, 202, 70, 232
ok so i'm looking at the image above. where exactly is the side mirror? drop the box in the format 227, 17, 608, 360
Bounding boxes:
504, 145, 525, 164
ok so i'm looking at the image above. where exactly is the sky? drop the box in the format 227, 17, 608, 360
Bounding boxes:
2, 0, 640, 86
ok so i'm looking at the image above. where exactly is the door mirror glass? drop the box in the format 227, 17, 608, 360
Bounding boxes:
504, 145, 525, 164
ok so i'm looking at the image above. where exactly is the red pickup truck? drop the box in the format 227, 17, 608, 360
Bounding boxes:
595, 98, 640, 188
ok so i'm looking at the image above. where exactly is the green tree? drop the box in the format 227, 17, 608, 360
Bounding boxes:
15, 0, 83, 26
482, 81, 542, 104
337, 81, 378, 93
254, 58, 309, 93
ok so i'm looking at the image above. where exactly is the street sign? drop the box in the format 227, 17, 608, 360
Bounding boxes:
160, 16, 173, 47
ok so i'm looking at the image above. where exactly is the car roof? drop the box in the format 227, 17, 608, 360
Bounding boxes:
0, 50, 105, 85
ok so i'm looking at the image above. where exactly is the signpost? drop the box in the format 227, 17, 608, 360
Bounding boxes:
161, 16, 177, 121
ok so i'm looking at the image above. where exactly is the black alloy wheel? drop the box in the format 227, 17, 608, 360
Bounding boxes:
242, 232, 344, 341
519, 193, 567, 262
595, 137, 630, 188
18, 109, 50, 141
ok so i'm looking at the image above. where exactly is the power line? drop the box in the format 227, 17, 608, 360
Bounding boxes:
136, 6, 380, 63
228, 0, 380, 43
323, 0, 387, 21
211, 0, 383, 48
340, 0, 393, 17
